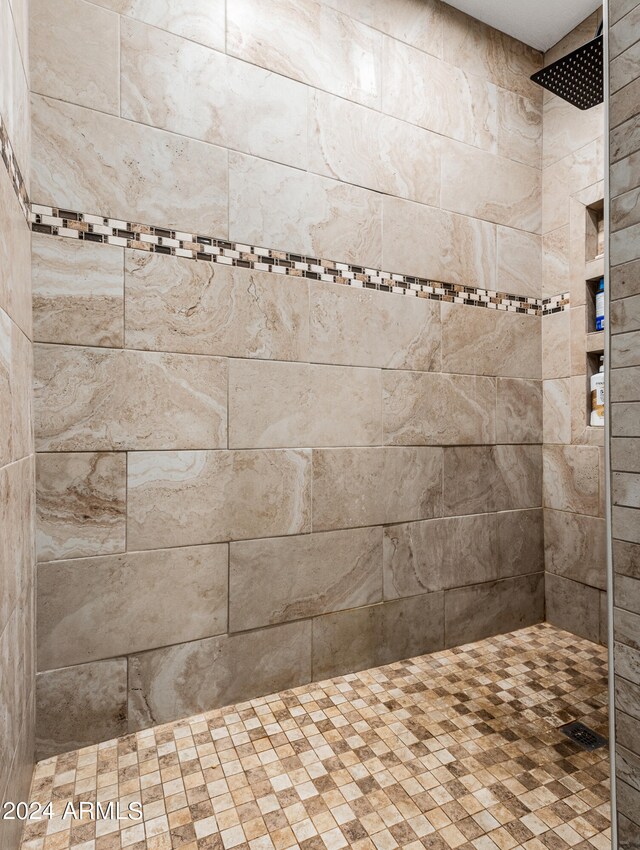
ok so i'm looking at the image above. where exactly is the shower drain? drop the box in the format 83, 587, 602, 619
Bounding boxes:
559, 721, 608, 751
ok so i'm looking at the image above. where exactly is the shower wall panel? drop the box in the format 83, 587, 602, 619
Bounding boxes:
0, 0, 35, 846
609, 0, 640, 844
541, 14, 607, 643
29, 0, 548, 755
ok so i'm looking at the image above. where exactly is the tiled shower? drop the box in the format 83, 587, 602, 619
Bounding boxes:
1, 0, 639, 848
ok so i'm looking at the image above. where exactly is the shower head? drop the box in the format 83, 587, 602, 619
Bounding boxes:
530, 32, 603, 110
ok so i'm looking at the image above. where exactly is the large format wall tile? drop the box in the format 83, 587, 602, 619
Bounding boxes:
614, 538, 640, 578
612, 330, 640, 368
384, 509, 543, 599
229, 153, 382, 267
383, 514, 499, 599
121, 18, 308, 170
128, 450, 312, 549
1, 309, 33, 467
611, 294, 640, 334
543, 444, 601, 515
610, 4, 640, 56
1, 0, 33, 805
612, 186, 640, 233
37, 545, 228, 670
229, 527, 382, 631
543, 95, 603, 169
125, 252, 309, 361
542, 226, 570, 299
616, 645, 640, 691
441, 141, 541, 233
496, 227, 541, 299
496, 378, 543, 444
30, 0, 119, 115
311, 593, 444, 680
444, 574, 544, 647
382, 37, 497, 151
542, 378, 582, 443
0, 310, 12, 468
611, 150, 640, 198
0, 151, 31, 338
546, 573, 601, 643
440, 4, 540, 100
612, 439, 640, 475
0, 458, 34, 639
497, 89, 542, 170
227, 0, 381, 109
0, 584, 33, 794
441, 303, 541, 379
32, 235, 124, 348
229, 359, 382, 449
36, 659, 127, 758
0, 0, 29, 182
612, 402, 640, 437
542, 139, 603, 232
382, 196, 497, 288
611, 113, 640, 167
616, 607, 640, 652
613, 471, 640, 508
614, 506, 640, 544
308, 89, 440, 206
383, 371, 496, 446
31, 94, 228, 235
611, 77, 640, 133
128, 621, 312, 731
309, 281, 441, 371
312, 447, 443, 530
34, 345, 227, 451
4, 318, 33, 465
544, 509, 607, 589
612, 222, 640, 268
36, 452, 125, 562
89, 0, 226, 51
497, 508, 544, 577
443, 445, 542, 516
322, 0, 443, 58
616, 575, 640, 616
611, 365, 640, 402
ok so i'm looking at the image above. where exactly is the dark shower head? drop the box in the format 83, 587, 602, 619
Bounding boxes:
530, 32, 603, 110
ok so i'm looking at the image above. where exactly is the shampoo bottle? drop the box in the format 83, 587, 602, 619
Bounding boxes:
590, 356, 604, 427
596, 278, 605, 331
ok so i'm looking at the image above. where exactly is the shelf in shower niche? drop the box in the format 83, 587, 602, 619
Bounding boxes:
586, 331, 604, 353
585, 256, 604, 281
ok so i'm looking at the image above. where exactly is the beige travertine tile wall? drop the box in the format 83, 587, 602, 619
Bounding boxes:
609, 1, 640, 844
29, 0, 551, 756
0, 0, 35, 846
541, 13, 607, 644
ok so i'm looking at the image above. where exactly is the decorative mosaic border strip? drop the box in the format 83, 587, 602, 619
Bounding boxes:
0, 112, 29, 221
0, 107, 569, 317
30, 204, 570, 317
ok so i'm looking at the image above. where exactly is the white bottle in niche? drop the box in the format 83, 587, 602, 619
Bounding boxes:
590, 356, 604, 427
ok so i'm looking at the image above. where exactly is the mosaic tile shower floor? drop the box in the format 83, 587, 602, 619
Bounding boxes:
21, 624, 611, 850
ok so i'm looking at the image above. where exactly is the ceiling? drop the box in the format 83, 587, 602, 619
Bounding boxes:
443, 0, 602, 51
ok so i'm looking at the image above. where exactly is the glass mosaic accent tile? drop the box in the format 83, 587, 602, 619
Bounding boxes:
29, 204, 567, 317
0, 110, 569, 318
